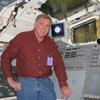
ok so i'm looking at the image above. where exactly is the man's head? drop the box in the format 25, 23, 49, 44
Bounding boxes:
35, 14, 52, 24
34, 14, 52, 41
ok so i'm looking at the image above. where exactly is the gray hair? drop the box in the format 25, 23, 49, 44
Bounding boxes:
35, 14, 52, 23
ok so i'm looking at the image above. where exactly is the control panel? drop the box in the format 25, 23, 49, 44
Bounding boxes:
63, 44, 90, 71
61, 43, 100, 100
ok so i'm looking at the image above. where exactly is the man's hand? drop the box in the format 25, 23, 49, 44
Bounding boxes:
61, 86, 72, 99
7, 77, 21, 92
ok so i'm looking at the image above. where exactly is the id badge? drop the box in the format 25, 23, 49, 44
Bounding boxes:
47, 56, 53, 66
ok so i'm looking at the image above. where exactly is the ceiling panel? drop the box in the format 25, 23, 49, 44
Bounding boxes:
39, 0, 92, 20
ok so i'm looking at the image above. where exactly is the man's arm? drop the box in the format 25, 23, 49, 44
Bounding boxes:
1, 36, 20, 79
1, 36, 21, 91
51, 40, 72, 98
7, 77, 21, 91
61, 86, 72, 98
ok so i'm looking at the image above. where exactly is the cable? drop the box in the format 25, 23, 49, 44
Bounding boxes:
0, 0, 31, 33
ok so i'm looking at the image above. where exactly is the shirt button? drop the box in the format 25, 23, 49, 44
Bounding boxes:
38, 64, 41, 66
38, 49, 40, 51
38, 71, 42, 74
38, 57, 40, 59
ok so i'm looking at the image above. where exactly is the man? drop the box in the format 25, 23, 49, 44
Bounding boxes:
1, 14, 71, 100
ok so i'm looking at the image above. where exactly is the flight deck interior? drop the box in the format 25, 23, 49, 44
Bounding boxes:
0, 0, 100, 100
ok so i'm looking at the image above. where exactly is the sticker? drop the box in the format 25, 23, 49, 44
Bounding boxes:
47, 56, 53, 66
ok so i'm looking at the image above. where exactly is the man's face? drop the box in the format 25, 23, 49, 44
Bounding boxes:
34, 17, 51, 40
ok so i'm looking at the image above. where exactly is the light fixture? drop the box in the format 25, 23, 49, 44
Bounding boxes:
24, 0, 31, 3
54, 26, 61, 33
12, 11, 16, 15
51, 23, 65, 38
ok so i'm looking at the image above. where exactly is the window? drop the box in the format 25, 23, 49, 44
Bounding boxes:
72, 20, 97, 43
